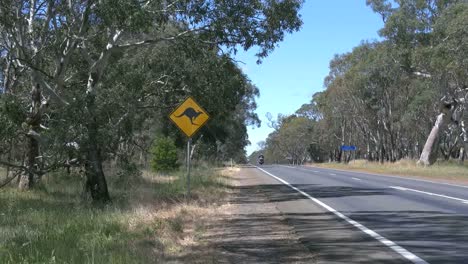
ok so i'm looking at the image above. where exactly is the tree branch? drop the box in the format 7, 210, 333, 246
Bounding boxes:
114, 28, 202, 49
31, 71, 69, 105
0, 171, 20, 189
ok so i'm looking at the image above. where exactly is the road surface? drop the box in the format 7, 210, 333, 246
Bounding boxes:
252, 165, 468, 264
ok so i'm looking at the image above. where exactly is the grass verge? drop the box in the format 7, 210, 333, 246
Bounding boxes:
0, 165, 229, 264
312, 159, 468, 183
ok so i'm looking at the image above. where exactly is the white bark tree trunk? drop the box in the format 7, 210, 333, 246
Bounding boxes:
459, 120, 468, 163
418, 113, 450, 166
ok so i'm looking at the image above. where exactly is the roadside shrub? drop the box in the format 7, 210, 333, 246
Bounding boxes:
150, 136, 180, 173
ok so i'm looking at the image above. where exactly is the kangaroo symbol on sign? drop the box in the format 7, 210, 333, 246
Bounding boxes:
176, 107, 203, 126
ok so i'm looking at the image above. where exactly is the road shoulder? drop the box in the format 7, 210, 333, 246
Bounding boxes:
201, 166, 318, 263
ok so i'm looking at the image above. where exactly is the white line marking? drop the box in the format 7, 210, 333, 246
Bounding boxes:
301, 165, 468, 189
391, 186, 407, 191
256, 167, 428, 264
329, 173, 337, 176
313, 171, 320, 173
352, 177, 362, 181
390, 186, 468, 204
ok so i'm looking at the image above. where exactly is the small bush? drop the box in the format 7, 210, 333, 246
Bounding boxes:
150, 136, 180, 173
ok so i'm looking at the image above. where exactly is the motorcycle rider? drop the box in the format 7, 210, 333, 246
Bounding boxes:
258, 154, 265, 165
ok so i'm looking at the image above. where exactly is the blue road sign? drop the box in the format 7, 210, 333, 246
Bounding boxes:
341, 145, 357, 151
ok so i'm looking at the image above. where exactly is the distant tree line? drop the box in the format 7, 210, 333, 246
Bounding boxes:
251, 0, 467, 166
0, 0, 304, 202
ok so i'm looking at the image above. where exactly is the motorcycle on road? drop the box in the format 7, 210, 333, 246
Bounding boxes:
258, 155, 264, 165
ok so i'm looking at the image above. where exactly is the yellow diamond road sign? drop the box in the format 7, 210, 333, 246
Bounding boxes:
169, 97, 210, 138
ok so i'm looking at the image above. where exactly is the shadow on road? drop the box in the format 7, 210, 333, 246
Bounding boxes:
211, 180, 468, 263
346, 210, 468, 263
171, 168, 468, 263
229, 184, 388, 204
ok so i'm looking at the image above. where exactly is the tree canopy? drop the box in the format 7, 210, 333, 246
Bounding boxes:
255, 0, 468, 166
0, 0, 304, 202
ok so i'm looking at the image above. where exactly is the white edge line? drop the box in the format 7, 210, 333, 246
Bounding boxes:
390, 186, 468, 204
256, 166, 428, 264
289, 164, 468, 190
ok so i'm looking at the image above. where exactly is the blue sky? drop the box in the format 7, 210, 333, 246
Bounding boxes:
236, 1, 385, 156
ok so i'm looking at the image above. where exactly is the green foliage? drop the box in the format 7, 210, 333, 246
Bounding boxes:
150, 137, 180, 173
0, 0, 303, 196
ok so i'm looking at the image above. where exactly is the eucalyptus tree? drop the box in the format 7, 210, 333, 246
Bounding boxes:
0, 0, 303, 202
255, 1, 467, 166
419, 2, 468, 164
265, 115, 314, 164
366, 0, 467, 165
297, 40, 438, 163
115, 40, 261, 164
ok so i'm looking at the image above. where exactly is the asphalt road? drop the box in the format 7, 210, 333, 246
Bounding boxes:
254, 165, 468, 264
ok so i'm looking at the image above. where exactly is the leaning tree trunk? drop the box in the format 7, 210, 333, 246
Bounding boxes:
18, 84, 42, 190
84, 93, 110, 203
418, 113, 451, 166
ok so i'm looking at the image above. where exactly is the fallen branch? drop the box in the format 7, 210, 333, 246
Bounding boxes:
0, 171, 20, 189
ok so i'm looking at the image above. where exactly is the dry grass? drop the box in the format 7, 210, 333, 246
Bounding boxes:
0, 166, 230, 263
312, 159, 468, 183
119, 168, 232, 262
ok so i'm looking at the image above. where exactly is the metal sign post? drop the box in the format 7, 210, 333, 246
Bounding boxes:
169, 96, 210, 197
187, 138, 192, 196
